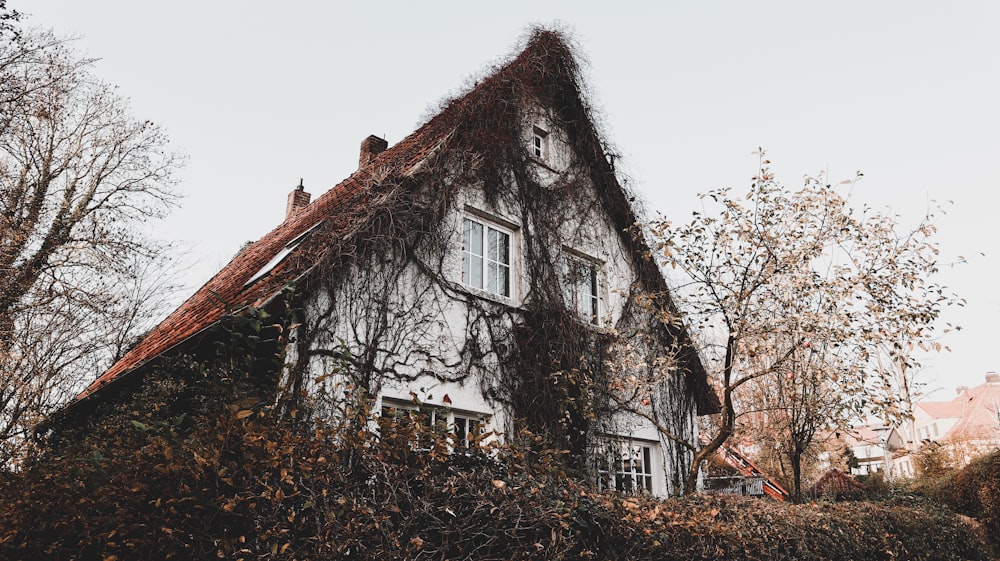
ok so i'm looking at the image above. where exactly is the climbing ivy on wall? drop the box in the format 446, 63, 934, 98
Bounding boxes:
276, 28, 705, 483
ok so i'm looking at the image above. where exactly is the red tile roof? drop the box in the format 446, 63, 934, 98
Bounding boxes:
915, 377, 1000, 443
72, 32, 552, 400
72, 30, 715, 412
942, 382, 1000, 442
77, 78, 462, 401
915, 401, 964, 419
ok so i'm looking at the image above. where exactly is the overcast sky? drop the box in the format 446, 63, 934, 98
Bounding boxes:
18, 1, 999, 400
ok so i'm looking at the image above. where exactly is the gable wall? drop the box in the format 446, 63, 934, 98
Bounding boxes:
282, 118, 699, 496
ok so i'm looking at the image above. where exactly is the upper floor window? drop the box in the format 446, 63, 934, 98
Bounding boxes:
531, 126, 550, 162
462, 217, 511, 298
563, 254, 600, 325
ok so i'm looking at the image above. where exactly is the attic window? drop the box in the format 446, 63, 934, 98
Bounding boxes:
243, 221, 323, 288
531, 126, 550, 161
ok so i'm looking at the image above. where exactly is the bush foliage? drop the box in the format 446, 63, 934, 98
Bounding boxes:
0, 309, 990, 560
915, 448, 1000, 553
1, 418, 990, 561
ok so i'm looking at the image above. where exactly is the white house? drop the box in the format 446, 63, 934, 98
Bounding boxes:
895, 373, 1000, 472
64, 30, 717, 497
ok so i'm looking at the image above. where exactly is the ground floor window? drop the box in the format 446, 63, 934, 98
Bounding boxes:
595, 439, 655, 494
380, 402, 488, 451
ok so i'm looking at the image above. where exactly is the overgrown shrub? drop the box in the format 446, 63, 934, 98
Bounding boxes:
0, 303, 990, 559
0, 401, 991, 559
917, 448, 1000, 553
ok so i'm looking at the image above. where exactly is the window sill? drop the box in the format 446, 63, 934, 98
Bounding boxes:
529, 155, 559, 174
457, 283, 522, 310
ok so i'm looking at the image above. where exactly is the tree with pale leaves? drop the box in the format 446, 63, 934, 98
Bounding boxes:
610, 152, 959, 497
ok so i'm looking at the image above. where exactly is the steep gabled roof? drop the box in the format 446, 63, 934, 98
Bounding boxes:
915, 401, 965, 420
77, 110, 449, 400
940, 380, 1000, 442
73, 30, 714, 411
912, 377, 1000, 443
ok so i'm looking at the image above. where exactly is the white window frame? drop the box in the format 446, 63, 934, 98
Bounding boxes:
462, 215, 513, 299
531, 126, 550, 162
563, 252, 602, 325
379, 401, 489, 451
595, 439, 656, 495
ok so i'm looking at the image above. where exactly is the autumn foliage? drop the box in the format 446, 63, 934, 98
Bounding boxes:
0, 309, 990, 560
916, 449, 1000, 553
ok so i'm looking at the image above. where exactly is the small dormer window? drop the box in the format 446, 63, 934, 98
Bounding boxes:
531, 126, 550, 161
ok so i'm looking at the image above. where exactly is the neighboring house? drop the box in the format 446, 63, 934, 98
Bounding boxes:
897, 373, 1000, 472
808, 469, 866, 499
836, 424, 906, 477
57, 31, 717, 497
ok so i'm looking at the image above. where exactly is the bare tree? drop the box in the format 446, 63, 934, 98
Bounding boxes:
0, 26, 181, 463
614, 152, 959, 494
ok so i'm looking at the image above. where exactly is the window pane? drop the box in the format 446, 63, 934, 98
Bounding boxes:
469, 220, 483, 256
470, 255, 483, 288
564, 256, 600, 324
497, 230, 509, 265
498, 263, 510, 297
487, 228, 497, 261
463, 219, 484, 289
453, 417, 468, 442
487, 261, 497, 293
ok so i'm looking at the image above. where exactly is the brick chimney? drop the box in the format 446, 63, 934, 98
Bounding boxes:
285, 179, 311, 221
359, 135, 388, 168
986, 372, 1000, 384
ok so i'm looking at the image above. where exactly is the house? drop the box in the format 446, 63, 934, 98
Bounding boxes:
895, 373, 1000, 473
841, 424, 906, 477
808, 469, 866, 499
55, 30, 717, 497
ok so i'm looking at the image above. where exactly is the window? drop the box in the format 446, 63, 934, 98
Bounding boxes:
452, 414, 484, 450
462, 217, 511, 297
596, 440, 654, 494
380, 404, 487, 451
531, 126, 550, 161
563, 255, 600, 324
243, 220, 323, 287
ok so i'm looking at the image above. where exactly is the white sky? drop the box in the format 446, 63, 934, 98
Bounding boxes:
18, 1, 999, 400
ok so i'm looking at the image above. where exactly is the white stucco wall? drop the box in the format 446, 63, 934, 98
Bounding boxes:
283, 119, 699, 496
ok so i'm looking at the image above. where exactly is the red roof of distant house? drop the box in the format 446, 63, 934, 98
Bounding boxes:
941, 380, 1000, 442
713, 442, 790, 501
809, 469, 866, 498
915, 401, 965, 419
913, 376, 1000, 443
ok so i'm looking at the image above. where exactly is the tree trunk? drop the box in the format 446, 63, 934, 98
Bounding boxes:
790, 446, 803, 503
